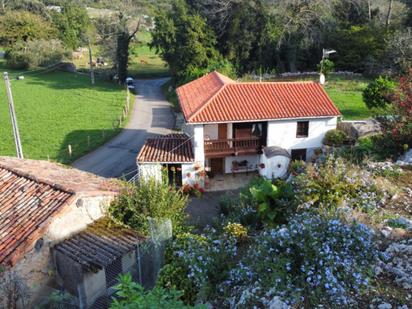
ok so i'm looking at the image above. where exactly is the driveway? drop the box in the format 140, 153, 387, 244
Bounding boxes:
73, 78, 174, 178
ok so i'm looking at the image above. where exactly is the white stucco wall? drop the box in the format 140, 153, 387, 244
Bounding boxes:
266, 117, 337, 151
225, 155, 260, 174
203, 124, 218, 140
138, 164, 162, 182
193, 125, 205, 164
259, 154, 290, 179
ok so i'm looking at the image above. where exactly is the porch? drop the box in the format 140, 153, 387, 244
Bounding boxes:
204, 137, 264, 157
206, 172, 258, 192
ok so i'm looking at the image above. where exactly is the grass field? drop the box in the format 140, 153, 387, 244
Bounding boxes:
0, 60, 130, 164
72, 30, 169, 78
129, 30, 169, 78
323, 75, 372, 120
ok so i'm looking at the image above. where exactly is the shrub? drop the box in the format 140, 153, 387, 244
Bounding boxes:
108, 178, 189, 235
323, 129, 349, 147
111, 273, 202, 308
223, 223, 248, 240
219, 213, 377, 307
362, 76, 395, 110
248, 178, 295, 226
294, 156, 385, 212
317, 59, 335, 76
157, 231, 239, 304
6, 39, 68, 69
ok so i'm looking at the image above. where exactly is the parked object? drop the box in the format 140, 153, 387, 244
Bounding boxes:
259, 146, 291, 179
137, 71, 341, 189
126, 77, 135, 90
337, 119, 381, 140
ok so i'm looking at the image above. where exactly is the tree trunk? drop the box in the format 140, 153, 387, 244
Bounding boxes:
367, 0, 372, 21
386, 0, 393, 29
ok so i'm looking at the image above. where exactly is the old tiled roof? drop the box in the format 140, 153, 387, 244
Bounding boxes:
0, 167, 75, 267
176, 71, 341, 123
137, 134, 194, 163
0, 157, 120, 268
54, 219, 145, 271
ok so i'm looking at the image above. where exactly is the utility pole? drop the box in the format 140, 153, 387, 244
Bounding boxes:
88, 39, 95, 85
3, 72, 24, 159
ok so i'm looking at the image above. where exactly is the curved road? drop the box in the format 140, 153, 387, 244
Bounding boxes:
73, 78, 174, 178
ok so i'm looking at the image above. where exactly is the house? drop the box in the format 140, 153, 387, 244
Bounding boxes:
137, 71, 341, 188
53, 219, 145, 308
0, 157, 119, 308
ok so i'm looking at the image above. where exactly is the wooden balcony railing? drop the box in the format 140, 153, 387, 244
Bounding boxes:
204, 137, 263, 156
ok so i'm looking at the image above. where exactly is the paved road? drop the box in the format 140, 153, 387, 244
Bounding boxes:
73, 78, 174, 178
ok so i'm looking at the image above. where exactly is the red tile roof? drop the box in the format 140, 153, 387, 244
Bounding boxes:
0, 167, 75, 267
137, 134, 194, 163
176, 71, 341, 123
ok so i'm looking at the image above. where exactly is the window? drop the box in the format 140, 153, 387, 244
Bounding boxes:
291, 149, 307, 161
296, 121, 309, 138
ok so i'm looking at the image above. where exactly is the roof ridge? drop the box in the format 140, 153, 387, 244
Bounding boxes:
234, 81, 318, 85
0, 163, 75, 195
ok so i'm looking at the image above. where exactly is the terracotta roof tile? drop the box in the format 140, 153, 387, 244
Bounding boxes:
0, 167, 75, 267
176, 71, 341, 123
137, 134, 194, 163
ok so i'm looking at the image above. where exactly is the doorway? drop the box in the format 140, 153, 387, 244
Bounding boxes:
210, 158, 224, 175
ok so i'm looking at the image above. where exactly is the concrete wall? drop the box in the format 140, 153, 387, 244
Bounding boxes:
193, 125, 205, 165
267, 117, 337, 153
204, 124, 218, 140
138, 163, 162, 182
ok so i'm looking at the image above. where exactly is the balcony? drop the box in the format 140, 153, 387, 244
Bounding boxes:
204, 137, 263, 158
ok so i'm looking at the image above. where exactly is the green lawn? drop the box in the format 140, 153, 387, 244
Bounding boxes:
128, 31, 170, 78
0, 60, 130, 164
323, 76, 373, 120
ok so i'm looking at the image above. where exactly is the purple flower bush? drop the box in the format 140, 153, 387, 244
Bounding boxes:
219, 213, 377, 307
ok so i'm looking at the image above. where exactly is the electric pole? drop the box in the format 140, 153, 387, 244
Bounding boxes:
88, 39, 95, 85
3, 72, 24, 159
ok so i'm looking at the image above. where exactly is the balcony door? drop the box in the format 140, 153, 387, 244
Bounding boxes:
218, 123, 227, 139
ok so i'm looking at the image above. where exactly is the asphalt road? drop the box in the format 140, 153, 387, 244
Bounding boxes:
72, 78, 174, 178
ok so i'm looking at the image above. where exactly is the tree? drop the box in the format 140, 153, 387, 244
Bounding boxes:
363, 76, 396, 110
6, 39, 68, 69
151, 0, 223, 82
51, 1, 90, 50
0, 11, 56, 47
391, 69, 412, 145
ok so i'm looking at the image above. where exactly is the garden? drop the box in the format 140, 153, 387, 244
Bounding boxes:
105, 71, 412, 308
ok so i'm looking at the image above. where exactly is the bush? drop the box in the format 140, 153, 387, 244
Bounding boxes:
294, 156, 386, 212
362, 76, 395, 110
220, 213, 377, 307
108, 178, 189, 235
111, 273, 202, 308
6, 39, 68, 69
157, 232, 238, 304
323, 129, 349, 147
317, 59, 335, 76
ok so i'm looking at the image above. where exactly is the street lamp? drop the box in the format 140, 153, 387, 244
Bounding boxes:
320, 49, 336, 85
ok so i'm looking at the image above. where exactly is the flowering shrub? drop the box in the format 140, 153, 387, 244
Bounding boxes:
223, 223, 248, 240
219, 214, 377, 307
157, 232, 238, 304
365, 161, 403, 178
182, 183, 205, 197
294, 156, 386, 212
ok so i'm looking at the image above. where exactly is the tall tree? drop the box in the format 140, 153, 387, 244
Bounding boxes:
51, 1, 90, 49
151, 0, 223, 82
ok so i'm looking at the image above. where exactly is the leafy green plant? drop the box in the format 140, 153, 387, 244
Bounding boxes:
317, 59, 335, 76
323, 129, 349, 147
108, 178, 189, 235
247, 178, 295, 226
363, 76, 395, 110
110, 273, 202, 308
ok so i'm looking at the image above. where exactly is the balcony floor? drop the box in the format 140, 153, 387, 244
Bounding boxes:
206, 172, 258, 192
